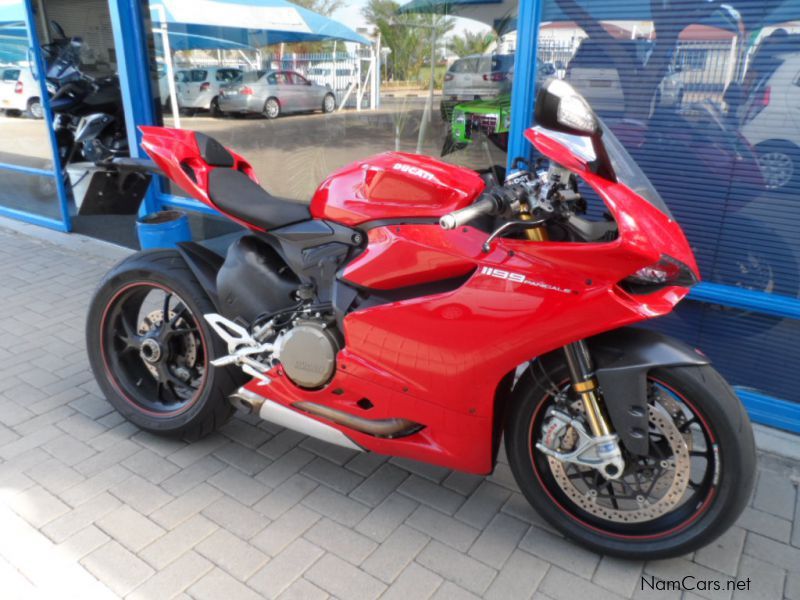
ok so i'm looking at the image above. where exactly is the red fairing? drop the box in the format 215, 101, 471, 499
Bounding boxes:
139, 126, 262, 230
310, 151, 485, 225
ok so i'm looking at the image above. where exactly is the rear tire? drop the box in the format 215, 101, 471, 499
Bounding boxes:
26, 98, 43, 119
322, 93, 335, 113
264, 97, 280, 119
86, 250, 241, 440
505, 358, 756, 559
210, 96, 223, 117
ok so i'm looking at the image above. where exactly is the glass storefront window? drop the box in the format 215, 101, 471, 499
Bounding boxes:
536, 1, 800, 400
143, 0, 518, 204
0, 0, 61, 221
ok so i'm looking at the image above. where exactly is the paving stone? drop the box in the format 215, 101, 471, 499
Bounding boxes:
87, 421, 139, 452
220, 417, 272, 449
150, 482, 223, 530
196, 528, 269, 580
431, 581, 482, 600
257, 429, 306, 460
159, 455, 226, 496
201, 493, 271, 541
592, 555, 644, 597
301, 456, 365, 494
122, 448, 181, 484
81, 540, 155, 597
397, 475, 465, 515
73, 439, 140, 477
275, 578, 328, 600
793, 489, 800, 549
59, 464, 132, 507
305, 553, 387, 600
390, 457, 449, 483
743, 531, 800, 572
130, 430, 187, 457
417, 540, 497, 595
305, 517, 378, 565
732, 554, 784, 600
96, 505, 166, 552
251, 504, 321, 556
301, 485, 370, 527
468, 512, 528, 569
735, 507, 792, 544
109, 473, 174, 515
188, 567, 263, 600
519, 526, 600, 579
55, 524, 110, 561
442, 471, 484, 497
694, 526, 746, 576
0, 425, 61, 460
786, 572, 800, 600
8, 484, 70, 528
361, 524, 427, 582
68, 395, 113, 420
24, 457, 85, 494
300, 436, 360, 465
256, 447, 316, 488
207, 465, 271, 506
540, 566, 625, 600
406, 505, 481, 552
139, 514, 218, 570
484, 548, 549, 600
453, 481, 510, 529
380, 562, 443, 600
213, 442, 273, 476
41, 491, 121, 544
753, 470, 796, 521
486, 462, 519, 492
129, 550, 213, 600
253, 474, 318, 519
349, 463, 408, 507
55, 412, 107, 441
247, 538, 324, 599
500, 492, 559, 534
41, 434, 95, 467
345, 451, 389, 477
14, 407, 75, 437
167, 433, 229, 468
355, 492, 419, 543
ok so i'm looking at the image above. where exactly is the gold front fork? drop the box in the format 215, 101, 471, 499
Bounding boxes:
563, 342, 612, 438
520, 212, 549, 242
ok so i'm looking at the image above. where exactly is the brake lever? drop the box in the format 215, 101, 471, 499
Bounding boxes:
482, 219, 546, 253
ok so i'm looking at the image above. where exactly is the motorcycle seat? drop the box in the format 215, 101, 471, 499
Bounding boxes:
208, 167, 310, 231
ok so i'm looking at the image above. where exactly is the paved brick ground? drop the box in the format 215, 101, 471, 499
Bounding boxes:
0, 222, 798, 600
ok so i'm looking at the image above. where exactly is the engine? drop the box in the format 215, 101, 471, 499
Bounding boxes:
272, 316, 342, 389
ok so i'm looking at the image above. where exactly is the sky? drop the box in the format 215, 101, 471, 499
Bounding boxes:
330, 0, 492, 39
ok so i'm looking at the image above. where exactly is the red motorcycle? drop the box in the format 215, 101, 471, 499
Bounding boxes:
87, 79, 755, 558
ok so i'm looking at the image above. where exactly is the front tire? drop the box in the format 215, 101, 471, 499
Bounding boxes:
755, 140, 799, 190
26, 97, 44, 119
322, 93, 335, 113
86, 250, 241, 440
505, 358, 755, 559
264, 97, 280, 119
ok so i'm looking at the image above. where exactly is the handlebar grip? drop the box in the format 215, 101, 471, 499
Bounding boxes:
440, 196, 497, 230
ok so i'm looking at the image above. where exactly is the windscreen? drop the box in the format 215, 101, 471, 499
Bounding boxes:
599, 118, 673, 219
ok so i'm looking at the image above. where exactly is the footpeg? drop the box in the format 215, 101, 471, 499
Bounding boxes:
537, 407, 625, 480
204, 313, 275, 385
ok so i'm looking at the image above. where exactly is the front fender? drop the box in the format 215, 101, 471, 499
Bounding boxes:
587, 327, 709, 455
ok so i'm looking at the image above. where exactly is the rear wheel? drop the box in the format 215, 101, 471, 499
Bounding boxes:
210, 96, 223, 117
755, 140, 799, 190
26, 97, 43, 119
505, 357, 755, 559
86, 250, 241, 440
264, 97, 280, 119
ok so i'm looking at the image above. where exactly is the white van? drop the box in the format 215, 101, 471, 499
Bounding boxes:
0, 65, 43, 118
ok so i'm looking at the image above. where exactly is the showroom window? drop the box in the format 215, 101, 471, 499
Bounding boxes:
142, 0, 519, 206
538, 0, 800, 402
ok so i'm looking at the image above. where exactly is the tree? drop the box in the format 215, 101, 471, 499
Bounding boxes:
450, 30, 495, 57
363, 0, 454, 81
291, 0, 344, 17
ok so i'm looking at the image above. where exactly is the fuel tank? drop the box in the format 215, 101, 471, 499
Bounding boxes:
310, 152, 485, 226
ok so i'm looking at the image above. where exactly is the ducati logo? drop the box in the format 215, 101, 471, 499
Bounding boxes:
480, 266, 573, 294
392, 163, 436, 181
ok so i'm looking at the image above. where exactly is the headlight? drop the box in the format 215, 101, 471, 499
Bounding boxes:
454, 112, 466, 126
502, 112, 511, 130
620, 255, 698, 294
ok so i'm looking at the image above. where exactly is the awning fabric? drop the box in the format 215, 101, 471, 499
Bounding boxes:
151, 0, 371, 47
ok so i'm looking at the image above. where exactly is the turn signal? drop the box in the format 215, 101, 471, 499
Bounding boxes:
621, 255, 697, 294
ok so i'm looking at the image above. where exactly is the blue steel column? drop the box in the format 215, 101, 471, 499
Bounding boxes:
506, 0, 543, 175
108, 0, 160, 214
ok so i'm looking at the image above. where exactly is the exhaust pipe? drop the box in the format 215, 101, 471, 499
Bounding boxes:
293, 401, 423, 439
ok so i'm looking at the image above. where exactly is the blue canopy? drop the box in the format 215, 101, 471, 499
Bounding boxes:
151, 0, 371, 47
0, 23, 27, 64
0, 1, 26, 24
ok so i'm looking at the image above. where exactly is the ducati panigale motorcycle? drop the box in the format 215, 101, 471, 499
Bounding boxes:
87, 79, 755, 558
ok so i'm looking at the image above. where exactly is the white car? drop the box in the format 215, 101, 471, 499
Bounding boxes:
306, 63, 356, 92
0, 65, 44, 118
739, 52, 800, 190
441, 54, 514, 120
175, 66, 242, 115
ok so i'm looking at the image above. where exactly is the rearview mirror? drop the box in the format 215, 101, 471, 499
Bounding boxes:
534, 78, 599, 137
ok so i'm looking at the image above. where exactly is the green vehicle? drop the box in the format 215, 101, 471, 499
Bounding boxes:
449, 93, 511, 151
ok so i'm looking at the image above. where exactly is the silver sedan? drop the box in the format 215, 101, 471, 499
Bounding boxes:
218, 70, 336, 118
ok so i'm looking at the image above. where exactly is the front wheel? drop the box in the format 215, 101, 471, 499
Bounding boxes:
505, 358, 756, 559
86, 250, 242, 440
322, 93, 335, 113
264, 97, 280, 119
